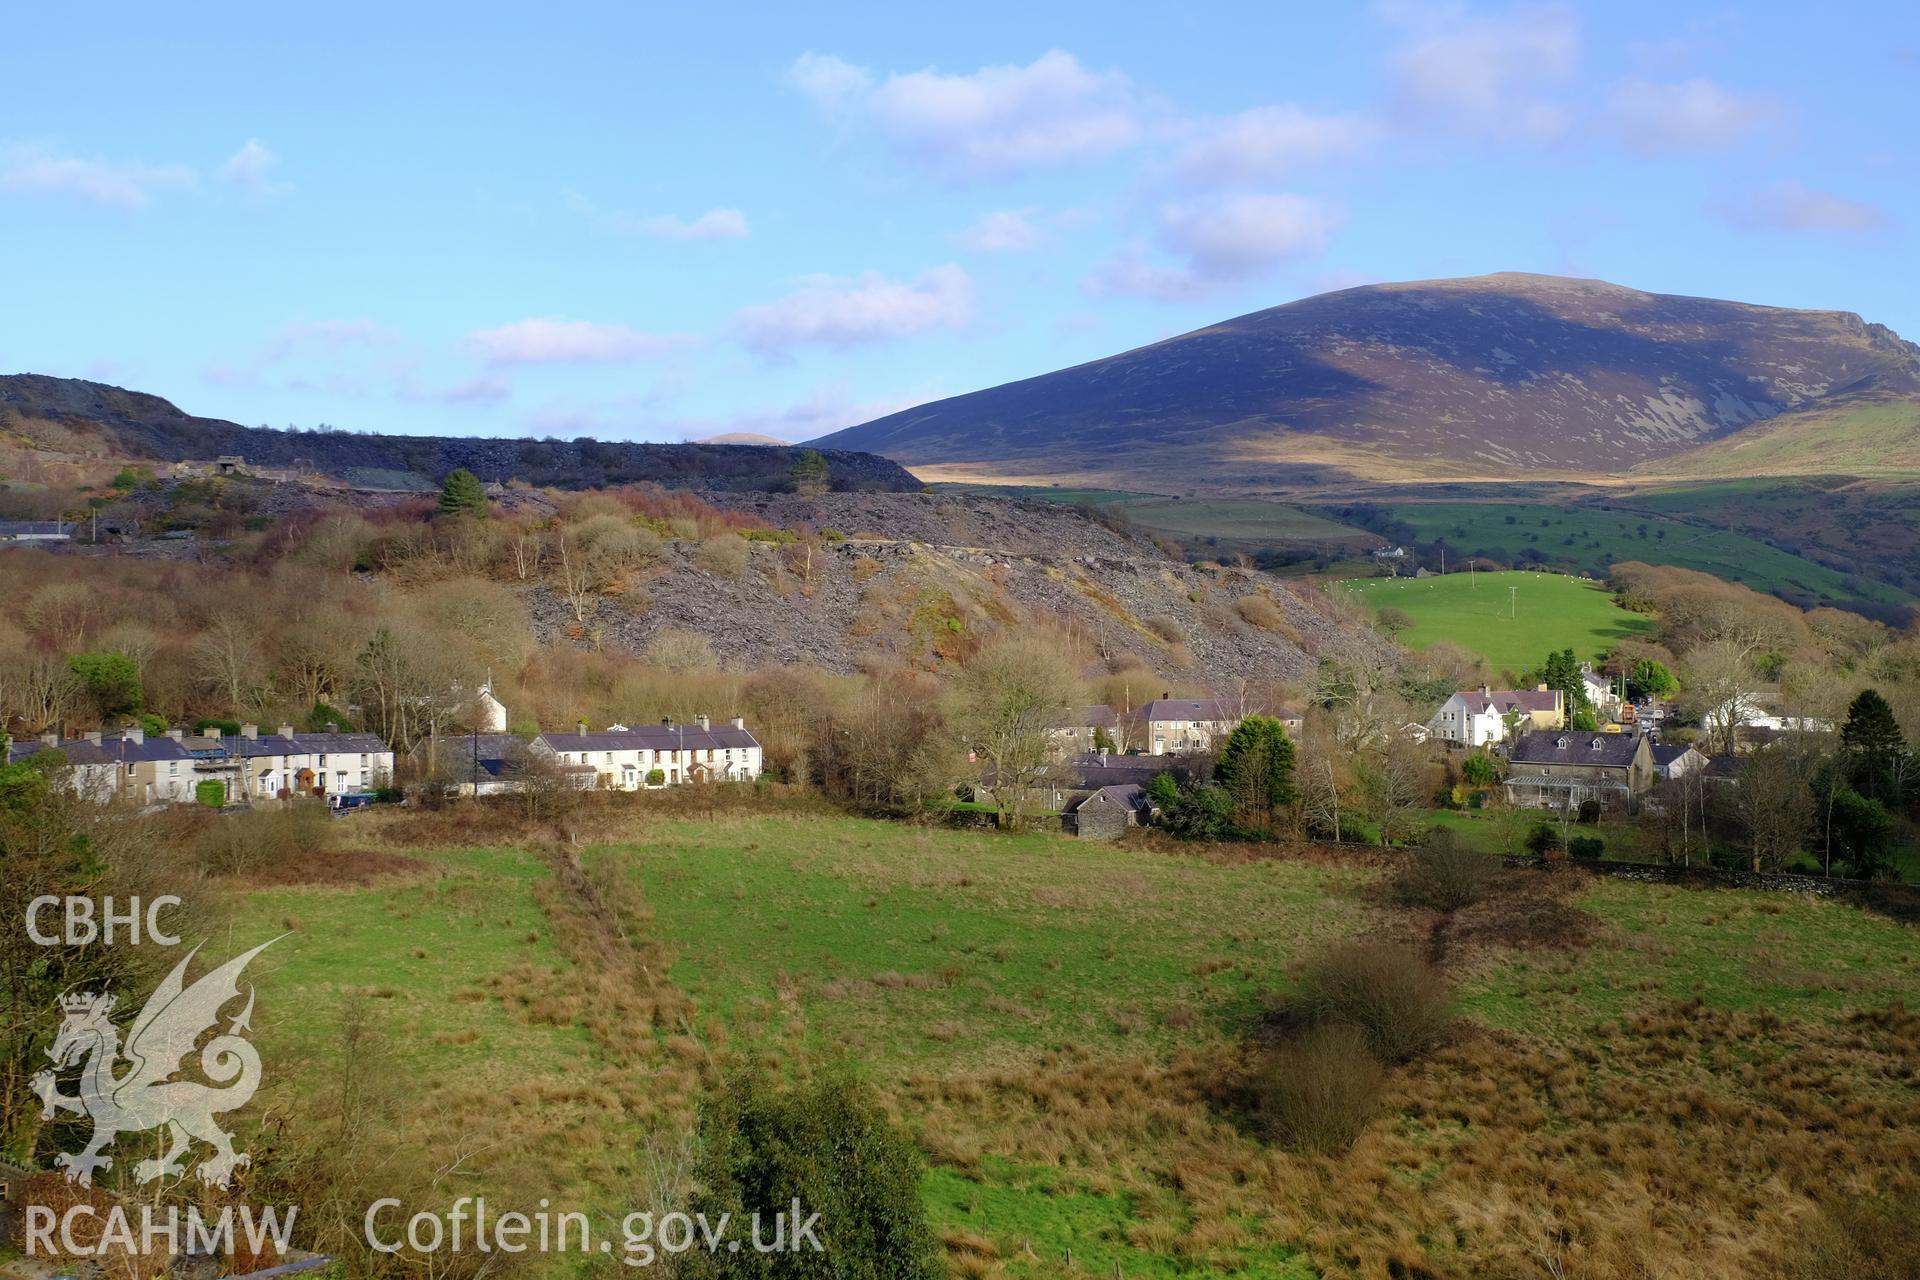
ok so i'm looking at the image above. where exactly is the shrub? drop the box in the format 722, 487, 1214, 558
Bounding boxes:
1525, 824, 1564, 856
684, 1069, 939, 1279
1143, 614, 1186, 644
196, 779, 226, 808
196, 798, 334, 875
820, 527, 846, 542
1460, 752, 1499, 787
1576, 798, 1601, 824
1254, 1023, 1384, 1154
1568, 834, 1605, 860
1291, 942, 1453, 1064
1234, 594, 1285, 630
694, 534, 750, 579
1396, 833, 1495, 911
645, 768, 665, 786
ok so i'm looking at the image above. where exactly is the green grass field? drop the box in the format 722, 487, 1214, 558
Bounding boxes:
1359, 501, 1909, 605
1341, 570, 1651, 673
234, 813, 1920, 1278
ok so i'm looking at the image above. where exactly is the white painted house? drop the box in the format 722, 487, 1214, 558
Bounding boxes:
1427, 686, 1565, 747
535, 717, 763, 788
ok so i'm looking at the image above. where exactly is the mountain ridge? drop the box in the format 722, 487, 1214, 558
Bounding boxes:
812, 272, 1920, 489
0, 374, 921, 493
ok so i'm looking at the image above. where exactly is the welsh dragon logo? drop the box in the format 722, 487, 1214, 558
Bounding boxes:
32, 940, 276, 1189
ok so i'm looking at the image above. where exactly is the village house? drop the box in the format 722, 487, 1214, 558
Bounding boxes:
1048, 704, 1123, 753
535, 716, 763, 788
1068, 783, 1150, 838
1580, 665, 1621, 719
1132, 696, 1241, 755
6, 729, 184, 802
977, 749, 1173, 814
1651, 741, 1710, 781
1503, 730, 1655, 811
184, 724, 395, 802
1427, 685, 1565, 747
8, 723, 395, 806
432, 732, 537, 795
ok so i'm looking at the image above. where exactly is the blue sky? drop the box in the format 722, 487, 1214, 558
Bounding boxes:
3, 2, 1914, 443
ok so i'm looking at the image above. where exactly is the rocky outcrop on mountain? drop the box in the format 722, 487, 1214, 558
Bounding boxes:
523, 492, 1396, 689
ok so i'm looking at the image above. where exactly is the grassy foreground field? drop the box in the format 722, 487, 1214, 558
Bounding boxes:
1340, 570, 1651, 674
233, 812, 1920, 1279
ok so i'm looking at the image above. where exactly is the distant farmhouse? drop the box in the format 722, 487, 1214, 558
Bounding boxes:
1503, 730, 1655, 812
1428, 685, 1565, 747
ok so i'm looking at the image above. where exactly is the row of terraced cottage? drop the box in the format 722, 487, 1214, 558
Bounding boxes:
7, 687, 764, 807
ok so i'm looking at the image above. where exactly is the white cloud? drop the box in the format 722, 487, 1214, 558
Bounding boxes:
1171, 106, 1375, 188
954, 208, 1042, 253
1382, 3, 1580, 141
1161, 194, 1341, 277
1607, 78, 1777, 152
439, 376, 513, 405
786, 53, 875, 116
203, 318, 401, 387
566, 192, 749, 240
1088, 194, 1342, 300
0, 142, 195, 208
219, 139, 290, 196
467, 318, 689, 365
1720, 181, 1889, 233
788, 49, 1142, 179
731, 265, 973, 358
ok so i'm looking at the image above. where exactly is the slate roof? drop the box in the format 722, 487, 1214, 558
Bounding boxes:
1067, 783, 1147, 813
1451, 688, 1562, 715
1508, 730, 1644, 769
539, 724, 759, 753
291, 732, 392, 753
1650, 743, 1702, 768
9, 735, 191, 765
1139, 698, 1237, 723
1063, 751, 1169, 788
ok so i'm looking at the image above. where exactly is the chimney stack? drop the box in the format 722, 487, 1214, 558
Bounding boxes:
41, 731, 59, 747
277, 723, 295, 739
577, 719, 589, 734
697, 714, 711, 731
165, 728, 184, 741
730, 716, 744, 730
124, 725, 144, 745
84, 730, 102, 746
241, 723, 258, 740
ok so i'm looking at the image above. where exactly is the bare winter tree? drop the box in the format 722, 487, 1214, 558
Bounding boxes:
952, 632, 1080, 830
1731, 744, 1816, 872
0, 650, 80, 731
1681, 639, 1763, 757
